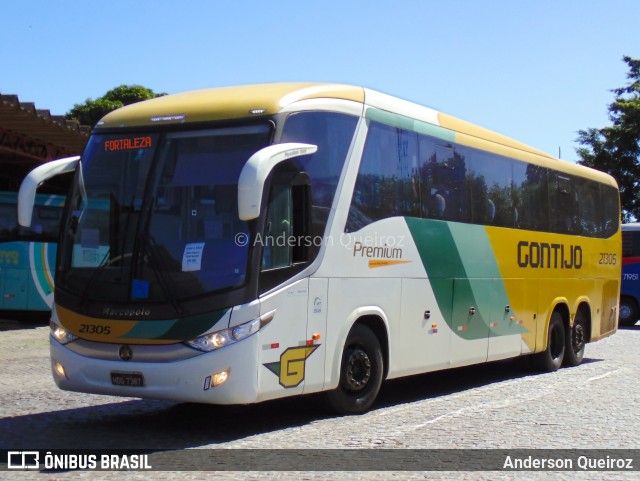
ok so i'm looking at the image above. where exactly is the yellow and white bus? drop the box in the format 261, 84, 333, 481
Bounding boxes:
19, 83, 621, 413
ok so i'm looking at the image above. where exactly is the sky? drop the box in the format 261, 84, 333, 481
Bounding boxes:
2, 0, 639, 161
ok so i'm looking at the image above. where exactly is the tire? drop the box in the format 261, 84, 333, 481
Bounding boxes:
531, 311, 566, 372
326, 324, 384, 414
618, 297, 639, 327
563, 310, 587, 367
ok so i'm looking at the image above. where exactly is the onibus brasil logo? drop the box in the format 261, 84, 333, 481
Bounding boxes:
263, 345, 319, 388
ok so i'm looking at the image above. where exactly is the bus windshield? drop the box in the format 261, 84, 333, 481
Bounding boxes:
57, 124, 272, 303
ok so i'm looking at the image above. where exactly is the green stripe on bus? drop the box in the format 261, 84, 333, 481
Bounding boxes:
120, 308, 229, 341
405, 218, 527, 339
405, 217, 463, 333
156, 309, 229, 340
365, 108, 455, 142
448, 223, 527, 337
120, 318, 178, 340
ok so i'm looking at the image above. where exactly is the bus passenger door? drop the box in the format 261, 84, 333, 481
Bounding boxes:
256, 171, 317, 401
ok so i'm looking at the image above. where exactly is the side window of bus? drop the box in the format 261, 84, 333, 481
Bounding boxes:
633, 231, 640, 256
0, 202, 17, 239
622, 231, 633, 257
624, 230, 640, 257
281, 111, 358, 239
346, 122, 420, 231
512, 162, 549, 232
346, 119, 618, 239
420, 142, 469, 223
575, 178, 603, 237
549, 173, 579, 235
430, 142, 471, 222
29, 205, 63, 240
262, 182, 293, 270
465, 148, 514, 227
600, 185, 620, 238
13, 172, 73, 242
260, 167, 311, 292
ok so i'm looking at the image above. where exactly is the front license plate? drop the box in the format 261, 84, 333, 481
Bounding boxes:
111, 371, 145, 387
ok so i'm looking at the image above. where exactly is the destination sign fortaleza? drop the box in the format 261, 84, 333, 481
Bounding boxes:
104, 136, 153, 152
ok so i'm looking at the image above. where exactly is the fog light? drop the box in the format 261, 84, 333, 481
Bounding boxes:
212, 369, 230, 387
53, 361, 67, 379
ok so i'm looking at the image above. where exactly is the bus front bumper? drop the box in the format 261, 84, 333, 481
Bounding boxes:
50, 335, 260, 404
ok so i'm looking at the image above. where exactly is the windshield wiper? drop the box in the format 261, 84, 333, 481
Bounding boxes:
138, 231, 183, 315
78, 195, 136, 307
79, 248, 111, 308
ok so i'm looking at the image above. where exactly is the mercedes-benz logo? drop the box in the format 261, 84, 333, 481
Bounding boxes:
119, 345, 133, 361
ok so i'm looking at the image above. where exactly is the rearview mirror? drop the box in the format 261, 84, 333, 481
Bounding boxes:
237, 143, 317, 221
18, 156, 80, 227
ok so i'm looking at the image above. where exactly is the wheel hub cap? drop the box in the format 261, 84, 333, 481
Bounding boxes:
345, 349, 371, 391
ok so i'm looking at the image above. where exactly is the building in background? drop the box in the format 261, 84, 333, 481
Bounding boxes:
1, 93, 89, 315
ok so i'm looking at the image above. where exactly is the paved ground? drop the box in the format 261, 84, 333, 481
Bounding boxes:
1, 317, 639, 480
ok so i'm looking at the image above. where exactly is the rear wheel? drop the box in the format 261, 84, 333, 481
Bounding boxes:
327, 324, 383, 414
564, 310, 587, 367
531, 311, 565, 372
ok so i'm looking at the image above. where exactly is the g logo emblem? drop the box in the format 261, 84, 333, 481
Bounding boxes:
263, 345, 319, 388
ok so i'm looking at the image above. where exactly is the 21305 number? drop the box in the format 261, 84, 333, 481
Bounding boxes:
79, 324, 111, 335
599, 253, 617, 265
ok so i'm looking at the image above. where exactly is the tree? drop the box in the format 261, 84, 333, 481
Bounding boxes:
66, 84, 166, 127
577, 56, 640, 222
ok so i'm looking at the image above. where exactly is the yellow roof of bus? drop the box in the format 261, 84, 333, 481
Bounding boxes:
97, 83, 365, 128
95, 82, 617, 188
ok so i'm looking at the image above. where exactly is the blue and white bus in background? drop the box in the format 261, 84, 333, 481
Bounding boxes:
620, 223, 640, 326
0, 162, 75, 315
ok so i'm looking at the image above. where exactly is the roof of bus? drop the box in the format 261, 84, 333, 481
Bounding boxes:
623, 223, 640, 231
96, 82, 617, 187
97, 83, 365, 128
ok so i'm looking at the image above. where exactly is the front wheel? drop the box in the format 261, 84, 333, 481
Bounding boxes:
326, 324, 384, 414
531, 311, 565, 372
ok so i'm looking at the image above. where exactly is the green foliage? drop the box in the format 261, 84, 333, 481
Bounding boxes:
577, 56, 640, 222
66, 84, 166, 127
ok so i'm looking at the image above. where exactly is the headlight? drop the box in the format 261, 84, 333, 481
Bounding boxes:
232, 317, 260, 340
50, 321, 78, 345
186, 310, 275, 352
